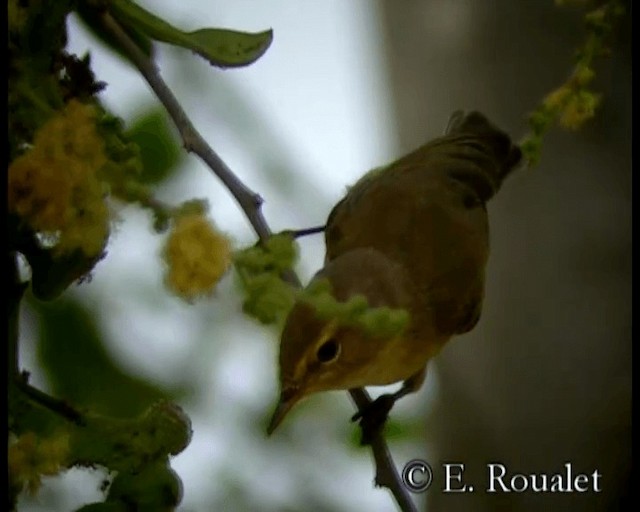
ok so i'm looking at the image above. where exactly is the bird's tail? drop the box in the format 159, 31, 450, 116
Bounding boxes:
442, 110, 522, 201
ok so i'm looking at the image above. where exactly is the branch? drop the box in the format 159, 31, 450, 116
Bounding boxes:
100, 12, 273, 246
16, 376, 86, 426
101, 11, 416, 512
349, 389, 418, 511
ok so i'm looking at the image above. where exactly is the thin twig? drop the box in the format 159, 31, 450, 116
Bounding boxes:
101, 11, 415, 512
100, 12, 273, 245
16, 376, 86, 426
350, 389, 417, 512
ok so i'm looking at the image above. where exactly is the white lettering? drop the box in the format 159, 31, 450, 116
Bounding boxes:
443, 463, 470, 493
486, 463, 509, 492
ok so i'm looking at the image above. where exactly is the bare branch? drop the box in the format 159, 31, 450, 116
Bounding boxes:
100, 11, 273, 245
101, 11, 415, 511
350, 389, 417, 512
15, 376, 86, 426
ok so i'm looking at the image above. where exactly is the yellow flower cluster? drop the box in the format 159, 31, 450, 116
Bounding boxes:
8, 432, 70, 494
8, 99, 110, 257
521, 0, 624, 165
558, 90, 601, 130
163, 213, 232, 301
233, 233, 298, 325
543, 66, 601, 131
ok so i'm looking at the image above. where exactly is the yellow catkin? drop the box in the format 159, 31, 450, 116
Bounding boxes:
163, 214, 232, 301
8, 432, 70, 494
542, 85, 572, 112
8, 99, 110, 257
559, 91, 601, 130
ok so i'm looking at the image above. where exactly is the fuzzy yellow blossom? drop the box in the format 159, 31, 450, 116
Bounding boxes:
543, 85, 572, 112
559, 90, 601, 129
163, 214, 232, 301
573, 65, 595, 87
8, 432, 70, 494
8, 99, 109, 257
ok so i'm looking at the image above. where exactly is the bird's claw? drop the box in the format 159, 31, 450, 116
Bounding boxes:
351, 394, 397, 445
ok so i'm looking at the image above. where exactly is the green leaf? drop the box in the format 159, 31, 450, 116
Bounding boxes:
126, 108, 183, 184
31, 298, 183, 417
184, 27, 273, 67
106, 460, 183, 508
109, 0, 273, 68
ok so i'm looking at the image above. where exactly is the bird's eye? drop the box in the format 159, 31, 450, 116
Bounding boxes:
316, 338, 340, 363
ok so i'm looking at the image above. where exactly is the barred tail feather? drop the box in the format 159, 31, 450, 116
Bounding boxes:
445, 111, 522, 200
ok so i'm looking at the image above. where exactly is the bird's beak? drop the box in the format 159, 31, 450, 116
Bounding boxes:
266, 386, 303, 436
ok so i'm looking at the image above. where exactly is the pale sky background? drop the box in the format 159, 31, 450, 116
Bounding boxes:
17, 1, 436, 511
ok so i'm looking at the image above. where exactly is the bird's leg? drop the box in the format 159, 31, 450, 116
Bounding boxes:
286, 225, 326, 239
351, 367, 427, 445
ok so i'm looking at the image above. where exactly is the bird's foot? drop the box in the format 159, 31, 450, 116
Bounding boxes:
351, 393, 397, 446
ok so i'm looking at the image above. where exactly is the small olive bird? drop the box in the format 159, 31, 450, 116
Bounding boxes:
267, 111, 522, 441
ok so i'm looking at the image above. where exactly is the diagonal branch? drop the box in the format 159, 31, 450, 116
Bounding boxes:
100, 11, 274, 247
349, 388, 418, 511
101, 11, 416, 512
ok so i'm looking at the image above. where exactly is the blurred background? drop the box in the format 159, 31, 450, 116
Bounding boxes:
16, 1, 631, 511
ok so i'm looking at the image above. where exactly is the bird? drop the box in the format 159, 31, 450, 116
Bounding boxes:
267, 111, 522, 442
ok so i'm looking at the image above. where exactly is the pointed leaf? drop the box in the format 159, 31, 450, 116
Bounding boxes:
109, 0, 273, 68
31, 298, 178, 417
185, 27, 273, 67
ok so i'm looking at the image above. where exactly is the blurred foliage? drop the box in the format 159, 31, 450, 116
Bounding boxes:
125, 108, 183, 185
30, 297, 181, 417
8, 0, 274, 510
521, 0, 626, 165
10, 390, 192, 510
233, 233, 299, 325
9, 8, 143, 302
99, 460, 183, 511
233, 231, 409, 336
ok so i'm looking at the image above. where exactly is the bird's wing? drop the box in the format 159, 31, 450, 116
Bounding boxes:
324, 112, 521, 336
325, 162, 489, 337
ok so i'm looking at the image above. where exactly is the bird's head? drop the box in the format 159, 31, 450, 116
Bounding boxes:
267, 248, 414, 434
